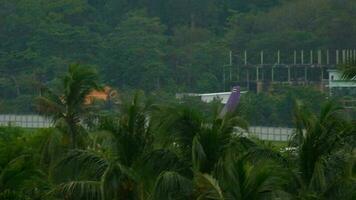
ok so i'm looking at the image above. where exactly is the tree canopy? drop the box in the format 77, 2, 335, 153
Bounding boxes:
1, 0, 355, 99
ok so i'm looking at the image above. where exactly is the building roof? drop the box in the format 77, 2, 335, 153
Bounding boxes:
85, 86, 117, 104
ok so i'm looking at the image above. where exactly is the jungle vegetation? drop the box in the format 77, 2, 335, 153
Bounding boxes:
0, 64, 354, 200
0, 1, 355, 198
1, 0, 356, 113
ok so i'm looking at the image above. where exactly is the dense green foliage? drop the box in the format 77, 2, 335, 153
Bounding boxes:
0, 1, 355, 198
0, 63, 355, 200
1, 0, 356, 113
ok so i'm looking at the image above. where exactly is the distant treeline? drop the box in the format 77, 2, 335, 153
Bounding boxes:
0, 0, 355, 102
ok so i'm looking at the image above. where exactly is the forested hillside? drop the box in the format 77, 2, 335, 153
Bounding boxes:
1, 0, 355, 112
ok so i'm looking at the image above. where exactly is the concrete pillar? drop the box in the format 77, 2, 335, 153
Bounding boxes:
318, 50, 322, 65
326, 49, 329, 65
336, 50, 339, 65
346, 49, 349, 62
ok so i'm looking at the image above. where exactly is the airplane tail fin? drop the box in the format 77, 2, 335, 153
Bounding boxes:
219, 86, 241, 118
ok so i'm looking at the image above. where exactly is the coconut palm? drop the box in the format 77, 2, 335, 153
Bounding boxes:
154, 103, 248, 173
152, 103, 289, 200
21, 89, 356, 199
195, 155, 288, 200
35, 64, 102, 148
153, 150, 288, 200
287, 101, 355, 199
49, 95, 183, 200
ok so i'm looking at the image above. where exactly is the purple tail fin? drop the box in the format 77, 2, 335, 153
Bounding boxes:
219, 86, 241, 118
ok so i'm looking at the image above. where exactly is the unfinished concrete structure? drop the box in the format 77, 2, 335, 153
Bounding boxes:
223, 49, 356, 93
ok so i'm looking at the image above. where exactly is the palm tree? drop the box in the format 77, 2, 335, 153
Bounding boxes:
153, 103, 248, 173
152, 103, 288, 200
288, 101, 355, 199
192, 113, 248, 173
153, 151, 287, 200
194, 155, 288, 200
45, 96, 355, 200
49, 95, 178, 200
35, 64, 102, 149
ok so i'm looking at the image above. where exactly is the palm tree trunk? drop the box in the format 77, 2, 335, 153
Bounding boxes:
70, 125, 77, 149
66, 118, 78, 149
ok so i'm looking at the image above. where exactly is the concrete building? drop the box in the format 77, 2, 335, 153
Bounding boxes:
328, 69, 356, 97
176, 91, 247, 104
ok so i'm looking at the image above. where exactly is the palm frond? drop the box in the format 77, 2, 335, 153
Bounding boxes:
194, 173, 224, 200
214, 155, 287, 200
154, 104, 203, 149
192, 136, 207, 172
246, 144, 289, 167
0, 190, 29, 200
51, 149, 108, 182
152, 171, 192, 200
220, 115, 249, 133
339, 59, 356, 80
52, 181, 101, 200
64, 64, 102, 110
319, 150, 356, 200
35, 95, 64, 121
101, 163, 139, 200
141, 149, 183, 176
309, 158, 326, 192
39, 128, 66, 170
0, 155, 37, 190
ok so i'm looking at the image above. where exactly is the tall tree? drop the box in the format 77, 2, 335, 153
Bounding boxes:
103, 10, 168, 91
35, 64, 101, 148
288, 101, 355, 198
